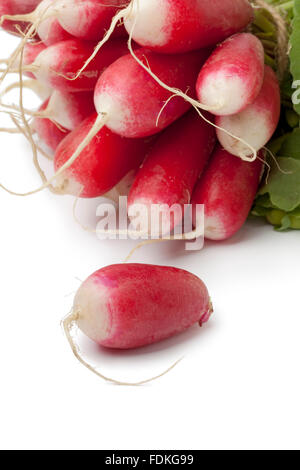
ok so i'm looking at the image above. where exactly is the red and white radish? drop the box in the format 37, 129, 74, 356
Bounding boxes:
33, 98, 69, 152
37, 16, 73, 46
37, 90, 95, 131
3, 0, 127, 41
53, 0, 128, 41
22, 41, 46, 78
0, 0, 41, 35
191, 146, 264, 241
124, 0, 253, 54
54, 113, 153, 198
25, 38, 129, 93
70, 263, 213, 350
128, 111, 216, 234
216, 66, 281, 158
196, 33, 265, 116
94, 47, 210, 138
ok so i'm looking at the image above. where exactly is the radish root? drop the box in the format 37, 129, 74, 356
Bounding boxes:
63, 310, 183, 386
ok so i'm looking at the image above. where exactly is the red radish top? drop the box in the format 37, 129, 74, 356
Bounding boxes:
192, 146, 264, 241
31, 38, 129, 93
124, 0, 253, 53
94, 48, 210, 138
128, 111, 216, 233
54, 113, 153, 198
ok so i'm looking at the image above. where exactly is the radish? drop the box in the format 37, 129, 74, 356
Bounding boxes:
22, 41, 46, 78
66, 263, 213, 350
123, 0, 253, 53
0, 0, 41, 35
33, 98, 69, 152
196, 33, 265, 116
54, 113, 153, 198
191, 146, 264, 241
53, 0, 128, 41
23, 38, 129, 93
94, 47, 210, 138
2, 0, 128, 41
216, 66, 281, 159
63, 263, 213, 384
37, 17, 73, 46
128, 111, 216, 235
36, 90, 95, 131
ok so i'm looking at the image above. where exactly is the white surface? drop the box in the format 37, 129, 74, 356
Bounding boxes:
0, 33, 300, 452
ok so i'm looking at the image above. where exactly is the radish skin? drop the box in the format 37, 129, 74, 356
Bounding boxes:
33, 99, 69, 152
54, 113, 153, 198
28, 38, 129, 93
124, 0, 253, 53
73, 264, 212, 349
6, 0, 128, 41
94, 47, 210, 138
55, 0, 128, 41
43, 91, 95, 131
22, 41, 46, 78
37, 17, 73, 46
0, 0, 41, 35
216, 66, 281, 158
128, 111, 216, 234
196, 33, 265, 116
191, 146, 264, 241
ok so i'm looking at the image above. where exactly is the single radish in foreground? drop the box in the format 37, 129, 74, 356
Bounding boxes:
94, 47, 210, 138
23, 38, 129, 93
64, 263, 213, 385
68, 264, 213, 350
191, 146, 264, 241
216, 66, 281, 158
33, 99, 69, 152
124, 0, 253, 53
0, 0, 41, 35
54, 113, 153, 198
128, 111, 216, 235
196, 33, 265, 116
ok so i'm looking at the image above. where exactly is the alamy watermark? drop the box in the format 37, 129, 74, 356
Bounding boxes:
95, 196, 205, 251
292, 80, 300, 105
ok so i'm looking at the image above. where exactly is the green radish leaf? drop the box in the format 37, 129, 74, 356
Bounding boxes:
278, 128, 300, 159
260, 157, 300, 211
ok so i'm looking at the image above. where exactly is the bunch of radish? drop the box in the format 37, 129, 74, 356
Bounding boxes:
0, 0, 282, 382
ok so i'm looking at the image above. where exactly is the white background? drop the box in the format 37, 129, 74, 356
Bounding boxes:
0, 32, 300, 451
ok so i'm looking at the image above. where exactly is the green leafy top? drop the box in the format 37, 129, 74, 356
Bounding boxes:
252, 0, 300, 230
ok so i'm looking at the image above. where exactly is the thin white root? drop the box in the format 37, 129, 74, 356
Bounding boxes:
0, 79, 51, 101
63, 311, 182, 386
123, 223, 204, 263
263, 146, 293, 175
0, 126, 22, 134
0, 113, 107, 196
0, 2, 55, 87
